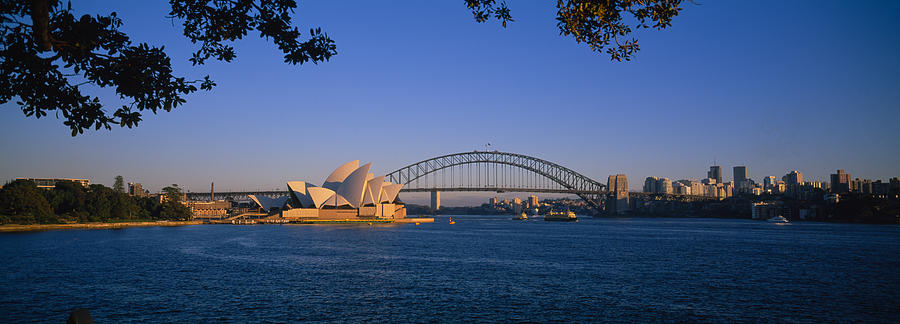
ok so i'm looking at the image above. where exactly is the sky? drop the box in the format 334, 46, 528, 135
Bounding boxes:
1, 1, 899, 206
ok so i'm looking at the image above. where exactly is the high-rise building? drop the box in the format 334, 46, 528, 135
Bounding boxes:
733, 166, 748, 193
708, 166, 722, 184
763, 176, 776, 191
128, 182, 148, 198
783, 170, 803, 185
733, 166, 747, 183
430, 190, 441, 210
660, 178, 673, 194
859, 179, 873, 194
528, 195, 539, 208
607, 174, 629, 215
830, 169, 851, 194
643, 176, 659, 193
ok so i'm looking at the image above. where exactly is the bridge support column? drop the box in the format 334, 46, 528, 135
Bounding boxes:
430, 190, 441, 211
607, 174, 630, 216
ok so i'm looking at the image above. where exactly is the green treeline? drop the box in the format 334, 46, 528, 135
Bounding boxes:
0, 179, 191, 225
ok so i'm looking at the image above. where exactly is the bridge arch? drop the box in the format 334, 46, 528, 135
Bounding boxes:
385, 151, 606, 209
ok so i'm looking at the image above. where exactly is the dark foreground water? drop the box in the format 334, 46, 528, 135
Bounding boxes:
1, 217, 898, 323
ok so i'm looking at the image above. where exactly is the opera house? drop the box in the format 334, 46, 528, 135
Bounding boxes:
248, 161, 406, 221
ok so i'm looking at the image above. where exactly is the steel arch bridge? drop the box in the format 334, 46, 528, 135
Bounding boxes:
385, 151, 607, 209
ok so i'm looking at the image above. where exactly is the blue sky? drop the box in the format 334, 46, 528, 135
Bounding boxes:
1, 1, 898, 206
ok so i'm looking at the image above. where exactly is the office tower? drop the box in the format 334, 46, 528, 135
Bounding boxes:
763, 176, 777, 191
733, 166, 747, 183
643, 176, 659, 193
783, 170, 803, 186
708, 165, 722, 184
528, 195, 539, 208
733, 166, 749, 193
830, 170, 851, 194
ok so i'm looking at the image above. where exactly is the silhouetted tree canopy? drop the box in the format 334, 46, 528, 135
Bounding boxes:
466, 0, 684, 61
2, 0, 682, 135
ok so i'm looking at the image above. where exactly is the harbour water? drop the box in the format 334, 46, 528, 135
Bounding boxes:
1, 217, 898, 322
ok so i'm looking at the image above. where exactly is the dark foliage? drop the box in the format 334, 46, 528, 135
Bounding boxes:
0, 179, 54, 224
1, 0, 334, 135
467, 0, 684, 61
3, 0, 683, 136
0, 180, 186, 224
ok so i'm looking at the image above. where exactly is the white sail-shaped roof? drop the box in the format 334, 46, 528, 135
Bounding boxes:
362, 189, 376, 206
380, 183, 403, 203
324, 193, 351, 207
307, 187, 335, 209
323, 160, 359, 191
286, 181, 315, 208
365, 176, 385, 205
336, 163, 372, 208
249, 195, 290, 211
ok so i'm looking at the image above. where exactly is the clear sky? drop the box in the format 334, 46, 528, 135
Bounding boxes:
1, 1, 899, 206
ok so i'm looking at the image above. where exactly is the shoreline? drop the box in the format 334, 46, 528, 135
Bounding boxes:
0, 221, 205, 233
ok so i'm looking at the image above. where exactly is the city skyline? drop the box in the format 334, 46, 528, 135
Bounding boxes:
1, 1, 899, 198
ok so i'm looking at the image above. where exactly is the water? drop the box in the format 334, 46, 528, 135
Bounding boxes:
1, 217, 898, 323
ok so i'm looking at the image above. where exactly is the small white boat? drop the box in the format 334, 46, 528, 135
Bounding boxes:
513, 212, 528, 220
766, 215, 789, 223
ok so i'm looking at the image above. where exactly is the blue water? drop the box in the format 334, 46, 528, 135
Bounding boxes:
1, 217, 898, 322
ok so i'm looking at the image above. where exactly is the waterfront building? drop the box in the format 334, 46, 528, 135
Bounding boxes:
831, 170, 852, 194
607, 174, 629, 215
751, 202, 778, 220
660, 178, 672, 194
16, 177, 89, 189
708, 166, 722, 184
642, 176, 674, 194
188, 200, 230, 219
643, 176, 659, 193
677, 180, 703, 196
673, 182, 691, 195
248, 160, 407, 221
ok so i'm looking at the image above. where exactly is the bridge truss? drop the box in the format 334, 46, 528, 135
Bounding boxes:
385, 151, 607, 209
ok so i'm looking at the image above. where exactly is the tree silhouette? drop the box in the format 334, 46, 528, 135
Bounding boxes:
113, 175, 124, 193
2, 0, 683, 135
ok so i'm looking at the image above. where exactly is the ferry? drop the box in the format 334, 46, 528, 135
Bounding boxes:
766, 215, 790, 223
544, 210, 577, 222
513, 212, 528, 220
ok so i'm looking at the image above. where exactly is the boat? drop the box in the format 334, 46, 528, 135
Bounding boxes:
449, 217, 455, 225
513, 212, 528, 220
544, 210, 577, 222
766, 215, 789, 223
